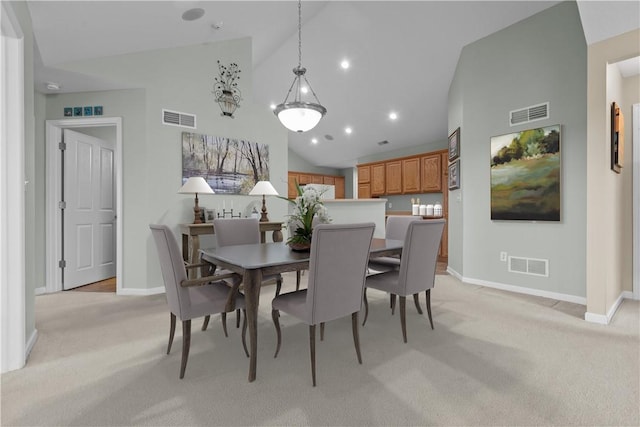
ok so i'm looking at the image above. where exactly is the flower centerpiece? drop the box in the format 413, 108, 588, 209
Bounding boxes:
281, 182, 331, 251
212, 60, 241, 117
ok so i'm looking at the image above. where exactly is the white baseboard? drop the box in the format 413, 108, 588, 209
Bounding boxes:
25, 328, 38, 361
34, 286, 46, 296
460, 275, 586, 305
585, 291, 633, 325
118, 286, 165, 296
446, 266, 463, 281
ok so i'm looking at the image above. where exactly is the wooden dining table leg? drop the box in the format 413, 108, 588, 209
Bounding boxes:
244, 268, 262, 382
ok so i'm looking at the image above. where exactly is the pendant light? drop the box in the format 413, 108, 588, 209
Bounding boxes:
274, 0, 326, 133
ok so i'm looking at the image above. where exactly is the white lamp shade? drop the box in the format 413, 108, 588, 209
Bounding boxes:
276, 105, 324, 133
249, 180, 279, 196
179, 177, 214, 194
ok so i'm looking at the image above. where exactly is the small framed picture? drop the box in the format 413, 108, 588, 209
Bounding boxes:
73, 107, 83, 117
64, 107, 73, 117
448, 159, 460, 190
84, 106, 93, 116
448, 127, 460, 162
94, 106, 103, 116
204, 208, 216, 223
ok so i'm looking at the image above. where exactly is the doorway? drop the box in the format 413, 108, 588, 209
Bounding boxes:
46, 118, 122, 294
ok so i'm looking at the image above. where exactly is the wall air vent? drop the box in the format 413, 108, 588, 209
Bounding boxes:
509, 102, 549, 126
508, 256, 549, 277
162, 109, 196, 129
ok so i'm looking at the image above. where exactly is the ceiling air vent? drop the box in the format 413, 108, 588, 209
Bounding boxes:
509, 102, 549, 126
378, 140, 390, 146
162, 109, 196, 129
508, 256, 549, 277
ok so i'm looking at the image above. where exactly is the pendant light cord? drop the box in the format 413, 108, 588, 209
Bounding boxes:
298, 0, 302, 69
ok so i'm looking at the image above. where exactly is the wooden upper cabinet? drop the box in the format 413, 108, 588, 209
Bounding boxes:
402, 157, 421, 193
334, 176, 345, 199
358, 165, 371, 184
358, 183, 371, 199
298, 174, 312, 185
288, 172, 299, 198
371, 163, 386, 195
385, 160, 402, 194
421, 154, 442, 192
323, 176, 335, 185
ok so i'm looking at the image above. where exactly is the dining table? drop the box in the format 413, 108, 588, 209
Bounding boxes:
200, 238, 403, 382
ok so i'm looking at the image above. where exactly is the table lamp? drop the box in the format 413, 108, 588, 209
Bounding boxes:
249, 181, 279, 222
179, 177, 214, 224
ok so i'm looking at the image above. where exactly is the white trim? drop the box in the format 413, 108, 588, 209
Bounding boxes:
118, 286, 165, 296
462, 275, 586, 305
1, 1, 26, 373
584, 291, 632, 325
34, 287, 46, 296
446, 266, 463, 281
45, 118, 123, 294
25, 329, 38, 361
633, 104, 639, 300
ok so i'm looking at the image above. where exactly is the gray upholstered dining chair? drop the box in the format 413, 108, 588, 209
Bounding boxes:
363, 219, 445, 343
201, 218, 284, 332
368, 215, 424, 315
150, 224, 248, 379
271, 222, 375, 386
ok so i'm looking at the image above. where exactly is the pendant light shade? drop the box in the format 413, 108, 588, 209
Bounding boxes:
275, 1, 326, 133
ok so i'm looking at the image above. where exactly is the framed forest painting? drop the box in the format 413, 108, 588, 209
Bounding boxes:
490, 124, 560, 221
182, 132, 270, 194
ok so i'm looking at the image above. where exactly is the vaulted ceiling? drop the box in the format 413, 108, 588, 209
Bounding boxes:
27, 1, 640, 168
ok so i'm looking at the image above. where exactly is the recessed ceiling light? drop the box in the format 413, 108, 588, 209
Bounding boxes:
182, 8, 205, 21
340, 60, 350, 69
311, 138, 318, 144
45, 82, 61, 91
389, 112, 398, 120
270, 103, 277, 110
345, 127, 352, 134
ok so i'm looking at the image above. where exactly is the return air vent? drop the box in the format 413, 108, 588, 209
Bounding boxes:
509, 102, 549, 126
162, 109, 196, 129
508, 256, 549, 277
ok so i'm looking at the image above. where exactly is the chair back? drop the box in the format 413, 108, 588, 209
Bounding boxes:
385, 215, 422, 240
305, 223, 375, 325
214, 218, 260, 247
149, 224, 190, 319
398, 219, 446, 295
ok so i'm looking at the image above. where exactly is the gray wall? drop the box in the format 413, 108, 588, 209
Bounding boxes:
41, 38, 289, 292
448, 1, 587, 297
288, 149, 341, 176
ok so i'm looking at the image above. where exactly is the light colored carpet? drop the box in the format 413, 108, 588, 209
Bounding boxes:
2, 273, 638, 426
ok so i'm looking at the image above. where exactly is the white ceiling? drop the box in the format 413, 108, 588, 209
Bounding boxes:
27, 1, 640, 169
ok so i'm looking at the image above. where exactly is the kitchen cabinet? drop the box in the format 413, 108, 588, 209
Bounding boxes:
312, 175, 324, 184
372, 163, 386, 195
288, 171, 345, 199
323, 176, 335, 185
385, 161, 402, 194
358, 183, 371, 199
402, 157, 421, 193
298, 174, 312, 185
421, 153, 441, 192
358, 165, 371, 184
288, 173, 299, 198
334, 176, 345, 198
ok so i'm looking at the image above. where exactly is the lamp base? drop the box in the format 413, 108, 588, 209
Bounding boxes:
260, 194, 269, 222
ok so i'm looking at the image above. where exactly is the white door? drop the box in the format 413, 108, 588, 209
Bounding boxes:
63, 129, 116, 289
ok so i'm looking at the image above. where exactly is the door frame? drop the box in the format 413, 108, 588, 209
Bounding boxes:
46, 117, 123, 294
633, 104, 639, 300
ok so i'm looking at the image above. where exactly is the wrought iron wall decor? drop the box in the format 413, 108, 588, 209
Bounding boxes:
212, 60, 241, 118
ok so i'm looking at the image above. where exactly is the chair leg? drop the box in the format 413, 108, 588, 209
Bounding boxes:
167, 313, 176, 354
352, 312, 363, 364
400, 296, 407, 343
236, 309, 240, 328
201, 315, 210, 331
241, 309, 249, 357
391, 294, 397, 315
272, 309, 282, 358
413, 293, 423, 314
426, 289, 434, 330
180, 319, 191, 379
362, 288, 369, 326
320, 322, 325, 341
221, 313, 228, 337
296, 270, 301, 291
309, 325, 317, 387
276, 278, 282, 296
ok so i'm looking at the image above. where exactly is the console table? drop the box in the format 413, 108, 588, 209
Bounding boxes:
180, 222, 284, 266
